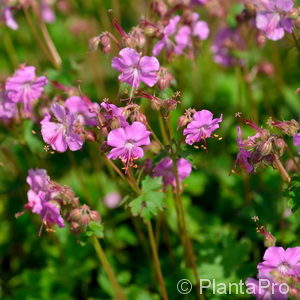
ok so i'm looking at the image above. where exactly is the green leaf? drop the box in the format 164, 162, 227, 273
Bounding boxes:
284, 174, 300, 212
86, 221, 104, 239
129, 176, 165, 221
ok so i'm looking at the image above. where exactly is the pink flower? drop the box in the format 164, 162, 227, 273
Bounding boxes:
25, 169, 64, 228
2, 7, 18, 30
65, 96, 99, 126
293, 133, 300, 154
5, 66, 48, 116
103, 192, 122, 209
41, 103, 84, 152
175, 13, 209, 55
258, 247, 300, 276
255, 0, 293, 40
153, 157, 192, 187
183, 109, 222, 145
40, 0, 56, 23
153, 16, 181, 56
112, 48, 160, 88
107, 122, 151, 169
0, 91, 17, 121
246, 276, 288, 300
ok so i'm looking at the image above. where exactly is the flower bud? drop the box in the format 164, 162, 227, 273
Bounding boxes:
131, 111, 148, 125
274, 137, 286, 156
126, 27, 146, 49
257, 62, 274, 77
257, 140, 273, 156
177, 115, 190, 128
163, 99, 177, 112
89, 33, 111, 53
110, 117, 121, 129
85, 130, 96, 142
151, 97, 163, 110
157, 67, 173, 90
151, 0, 168, 16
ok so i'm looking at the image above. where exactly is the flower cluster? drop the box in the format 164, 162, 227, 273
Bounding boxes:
235, 115, 300, 177
24, 168, 100, 234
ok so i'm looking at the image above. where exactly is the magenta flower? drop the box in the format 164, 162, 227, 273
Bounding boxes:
112, 48, 160, 88
65, 96, 99, 126
183, 109, 222, 145
25, 169, 64, 228
258, 246, 300, 276
41, 103, 84, 152
255, 0, 293, 40
5, 66, 48, 115
175, 13, 209, 55
0, 91, 17, 121
107, 122, 151, 168
153, 16, 181, 56
40, 0, 56, 23
246, 276, 288, 300
293, 133, 300, 154
235, 127, 253, 173
211, 28, 244, 67
191, 0, 208, 4
153, 157, 192, 187
2, 6, 18, 30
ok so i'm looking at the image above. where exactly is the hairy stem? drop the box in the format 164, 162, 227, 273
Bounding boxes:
146, 220, 169, 300
91, 236, 128, 300
173, 159, 205, 300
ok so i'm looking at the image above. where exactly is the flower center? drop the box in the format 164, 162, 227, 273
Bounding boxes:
124, 140, 135, 150
278, 261, 291, 274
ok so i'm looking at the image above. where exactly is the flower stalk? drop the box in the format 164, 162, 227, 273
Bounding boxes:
91, 236, 128, 300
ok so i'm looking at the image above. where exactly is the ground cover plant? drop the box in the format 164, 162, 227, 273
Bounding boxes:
1, 0, 300, 299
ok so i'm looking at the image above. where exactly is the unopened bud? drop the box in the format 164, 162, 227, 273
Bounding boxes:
274, 137, 286, 156
110, 117, 121, 129
151, 98, 163, 110
131, 111, 148, 125
151, 0, 168, 17
256, 32, 266, 47
126, 27, 146, 49
177, 115, 190, 128
163, 99, 177, 112
89, 33, 112, 53
258, 62, 274, 77
85, 130, 96, 142
258, 140, 273, 156
157, 67, 173, 90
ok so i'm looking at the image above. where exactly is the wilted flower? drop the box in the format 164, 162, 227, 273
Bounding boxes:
183, 109, 222, 145
153, 157, 192, 187
112, 48, 160, 88
5, 66, 48, 116
258, 246, 300, 276
255, 0, 294, 40
41, 103, 84, 152
153, 16, 181, 56
107, 122, 151, 170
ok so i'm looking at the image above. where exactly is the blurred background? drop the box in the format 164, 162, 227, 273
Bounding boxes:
1, 0, 300, 299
